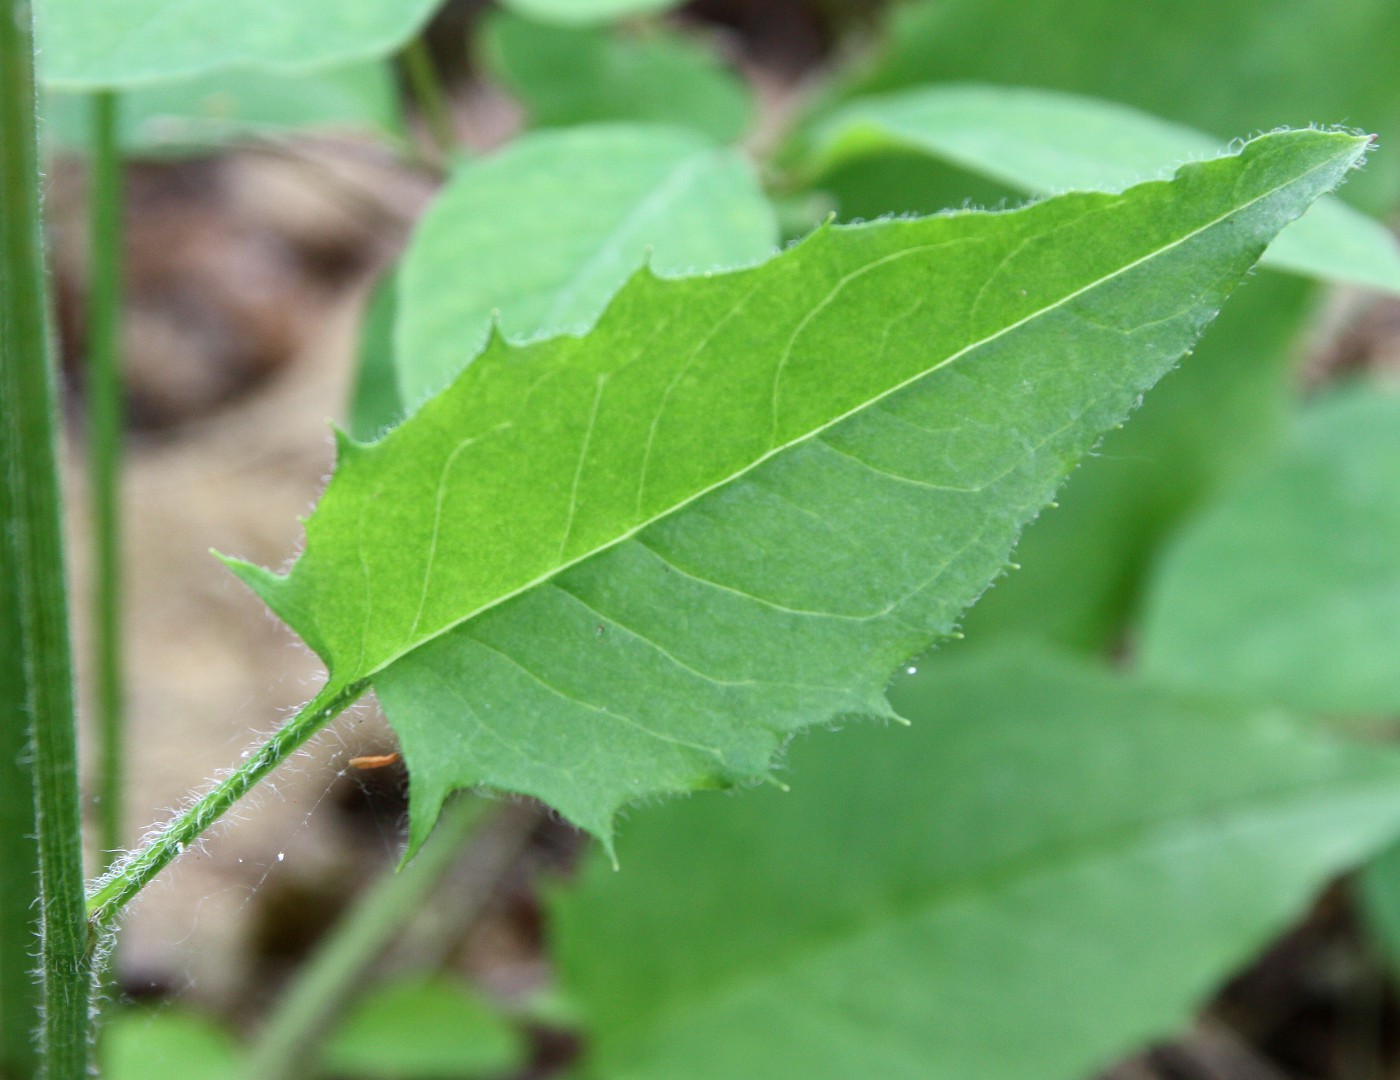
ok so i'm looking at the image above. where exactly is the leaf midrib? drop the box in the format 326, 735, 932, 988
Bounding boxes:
596, 766, 1400, 1065
349, 151, 1341, 688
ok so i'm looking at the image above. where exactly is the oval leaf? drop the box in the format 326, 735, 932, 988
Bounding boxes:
40, 0, 441, 89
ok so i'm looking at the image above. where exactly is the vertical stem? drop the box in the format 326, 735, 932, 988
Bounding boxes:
87, 90, 125, 871
0, 270, 43, 1076
399, 36, 456, 162
0, 1, 93, 1077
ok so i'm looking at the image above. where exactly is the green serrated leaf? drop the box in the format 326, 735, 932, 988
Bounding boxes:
393, 124, 778, 405
805, 85, 1400, 294
321, 976, 526, 1079
1139, 383, 1400, 715
38, 0, 441, 89
41, 62, 402, 157
552, 647, 1400, 1080
481, 12, 751, 143
226, 130, 1365, 850
498, 0, 682, 27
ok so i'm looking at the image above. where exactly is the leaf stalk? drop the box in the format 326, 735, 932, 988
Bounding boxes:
399, 35, 456, 164
87, 89, 126, 871
86, 681, 369, 933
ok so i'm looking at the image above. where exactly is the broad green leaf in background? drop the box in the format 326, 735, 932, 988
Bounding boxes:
41, 62, 402, 157
552, 648, 1400, 1080
832, 0, 1400, 214
498, 0, 683, 28
480, 12, 752, 144
348, 274, 404, 442
393, 123, 778, 405
320, 977, 526, 1079
104, 1009, 241, 1080
1138, 383, 1400, 715
39, 0, 442, 89
805, 86, 1400, 295
225, 131, 1365, 852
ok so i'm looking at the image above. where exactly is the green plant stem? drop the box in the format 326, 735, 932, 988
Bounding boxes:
243, 794, 491, 1080
1, 2, 92, 1076
87, 90, 126, 871
0, 280, 44, 1077
86, 681, 368, 932
399, 36, 455, 162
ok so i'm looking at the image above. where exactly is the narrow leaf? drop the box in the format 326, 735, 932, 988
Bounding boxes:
39, 0, 441, 89
552, 648, 1400, 1080
226, 130, 1366, 849
393, 124, 778, 404
1139, 383, 1400, 714
806, 85, 1400, 294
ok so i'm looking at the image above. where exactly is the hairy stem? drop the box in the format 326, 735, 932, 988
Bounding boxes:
87, 90, 126, 870
86, 682, 369, 932
245, 794, 493, 1080
1, 1, 92, 1075
399, 35, 456, 162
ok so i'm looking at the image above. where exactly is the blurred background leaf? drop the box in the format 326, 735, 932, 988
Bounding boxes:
393, 122, 777, 404
42, 62, 403, 158
480, 11, 752, 143
39, 0, 443, 88
1138, 382, 1400, 716
319, 975, 527, 1079
553, 647, 1400, 1080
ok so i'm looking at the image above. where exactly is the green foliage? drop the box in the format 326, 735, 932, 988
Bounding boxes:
1139, 383, 1400, 714
38, 0, 442, 88
481, 11, 751, 143
41, 62, 402, 156
834, 0, 1400, 212
104, 1010, 241, 1080
348, 274, 404, 442
553, 647, 1400, 1080
498, 0, 683, 27
226, 130, 1363, 854
320, 977, 526, 1079
1360, 841, 1400, 974
803, 85, 1400, 294
393, 123, 777, 404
